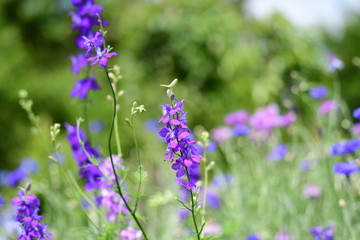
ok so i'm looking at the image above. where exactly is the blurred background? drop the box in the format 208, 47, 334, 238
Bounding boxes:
0, 0, 360, 171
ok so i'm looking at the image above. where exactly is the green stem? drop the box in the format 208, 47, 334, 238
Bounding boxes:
130, 116, 143, 214
186, 168, 201, 240
114, 113, 123, 158
104, 67, 149, 240
201, 148, 208, 234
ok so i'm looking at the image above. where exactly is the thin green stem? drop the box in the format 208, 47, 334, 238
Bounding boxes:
201, 147, 208, 234
114, 113, 123, 158
130, 115, 143, 214
104, 67, 149, 240
185, 168, 201, 240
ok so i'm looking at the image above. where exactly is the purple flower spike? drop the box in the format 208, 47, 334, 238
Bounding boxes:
353, 107, 360, 119
333, 161, 359, 176
71, 76, 101, 99
158, 98, 201, 188
309, 86, 328, 99
12, 187, 53, 240
88, 47, 117, 67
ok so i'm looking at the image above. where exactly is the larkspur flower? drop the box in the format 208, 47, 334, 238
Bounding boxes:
318, 100, 337, 116
88, 47, 117, 67
309, 86, 328, 99
268, 144, 288, 161
82, 32, 104, 57
353, 107, 360, 119
12, 187, 53, 240
158, 98, 201, 189
65, 123, 103, 190
70, 53, 88, 74
71, 76, 101, 99
333, 161, 359, 176
311, 225, 334, 240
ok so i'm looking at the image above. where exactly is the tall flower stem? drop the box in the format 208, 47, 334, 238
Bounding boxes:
114, 113, 123, 158
104, 66, 149, 240
186, 168, 201, 240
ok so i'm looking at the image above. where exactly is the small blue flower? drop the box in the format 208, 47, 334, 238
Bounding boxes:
309, 86, 328, 99
268, 145, 288, 161
333, 162, 359, 176
20, 158, 39, 174
232, 125, 250, 137
246, 234, 261, 240
353, 107, 360, 119
311, 225, 334, 240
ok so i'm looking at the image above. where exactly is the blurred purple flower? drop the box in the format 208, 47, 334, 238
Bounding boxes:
351, 123, 360, 136
330, 139, 360, 155
211, 174, 233, 187
275, 230, 291, 240
20, 158, 39, 174
144, 118, 161, 132
89, 120, 104, 134
353, 107, 360, 119
233, 125, 250, 137
195, 141, 217, 155
268, 145, 288, 161
211, 126, 232, 143
70, 53, 88, 74
303, 183, 322, 199
224, 110, 248, 126
333, 161, 359, 176
203, 221, 223, 236
327, 54, 344, 72
0, 194, 5, 207
309, 86, 328, 99
246, 234, 261, 240
120, 227, 142, 240
311, 225, 334, 240
7, 168, 28, 188
71, 76, 101, 99
318, 100, 338, 116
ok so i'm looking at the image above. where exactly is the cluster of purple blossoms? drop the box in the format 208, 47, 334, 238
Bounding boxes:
158, 99, 201, 189
69, 0, 116, 99
12, 188, 53, 240
65, 123, 103, 191
333, 161, 359, 177
311, 225, 334, 240
96, 155, 130, 221
119, 227, 142, 240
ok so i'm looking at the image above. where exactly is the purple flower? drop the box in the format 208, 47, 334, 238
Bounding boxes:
206, 189, 221, 209
82, 32, 104, 57
195, 141, 217, 155
309, 86, 328, 99
203, 221, 223, 236
120, 227, 142, 240
327, 54, 343, 72
353, 107, 360, 119
275, 230, 291, 240
211, 174, 233, 187
330, 139, 360, 155
303, 183, 322, 199
224, 110, 248, 126
88, 47, 117, 67
246, 234, 262, 240
232, 125, 250, 137
70, 53, 88, 74
65, 123, 103, 190
158, 98, 201, 188
12, 187, 53, 240
89, 120, 104, 134
318, 100, 338, 116
268, 145, 288, 161
311, 225, 334, 240
71, 76, 100, 99
0, 194, 5, 207
333, 162, 359, 176
351, 123, 360, 136
20, 158, 39, 174
211, 126, 232, 143
7, 168, 28, 188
